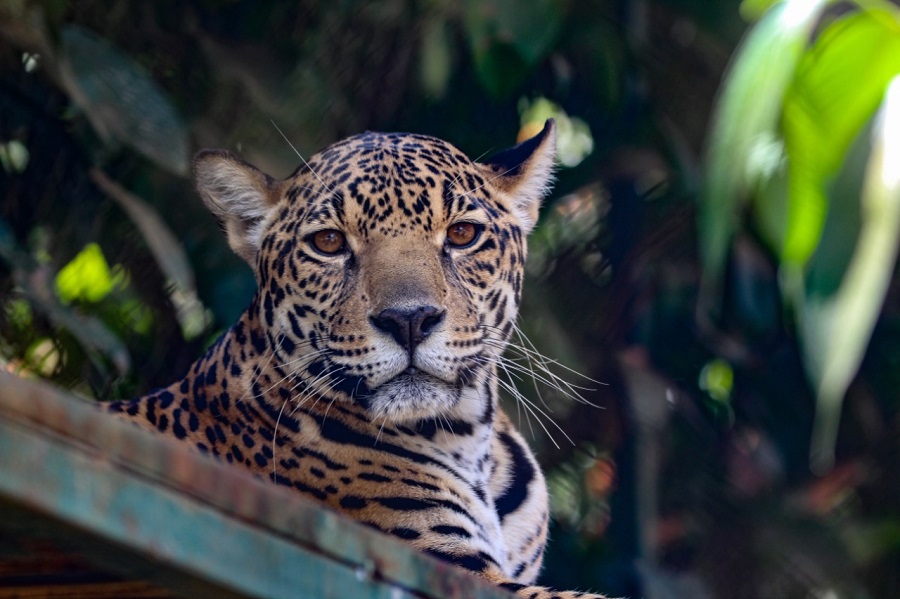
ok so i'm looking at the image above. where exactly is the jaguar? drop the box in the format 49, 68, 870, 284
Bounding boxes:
107, 120, 608, 598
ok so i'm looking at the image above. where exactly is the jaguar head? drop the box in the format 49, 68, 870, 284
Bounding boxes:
194, 121, 556, 424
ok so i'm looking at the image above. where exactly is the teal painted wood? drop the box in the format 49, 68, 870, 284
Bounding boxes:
0, 372, 512, 599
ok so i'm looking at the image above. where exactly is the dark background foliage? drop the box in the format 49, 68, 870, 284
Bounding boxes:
2, 1, 899, 597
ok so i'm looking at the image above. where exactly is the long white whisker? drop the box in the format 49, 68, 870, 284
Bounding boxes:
484, 343, 600, 408
376, 417, 389, 446
475, 355, 538, 441
495, 372, 564, 448
480, 324, 604, 406
481, 339, 601, 409
271, 120, 334, 195
511, 323, 605, 385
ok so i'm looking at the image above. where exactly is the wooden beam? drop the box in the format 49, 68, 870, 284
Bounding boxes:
0, 372, 510, 599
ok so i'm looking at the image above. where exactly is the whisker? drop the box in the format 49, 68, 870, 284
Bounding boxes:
375, 417, 389, 446
472, 355, 538, 441
510, 322, 605, 385
481, 339, 601, 409
494, 369, 567, 449
271, 120, 334, 196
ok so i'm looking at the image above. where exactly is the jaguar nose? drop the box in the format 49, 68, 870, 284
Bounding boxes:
370, 305, 446, 352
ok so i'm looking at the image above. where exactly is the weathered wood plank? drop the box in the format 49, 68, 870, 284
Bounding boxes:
0, 372, 512, 599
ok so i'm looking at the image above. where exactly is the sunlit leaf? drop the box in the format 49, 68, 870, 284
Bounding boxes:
751, 138, 791, 253
740, 0, 783, 22
24, 338, 61, 377
699, 358, 734, 402
804, 119, 870, 298
700, 0, 833, 306
519, 98, 594, 168
781, 8, 900, 271
801, 76, 900, 473
58, 25, 189, 175
0, 139, 29, 173
55, 242, 123, 304
0, 219, 130, 376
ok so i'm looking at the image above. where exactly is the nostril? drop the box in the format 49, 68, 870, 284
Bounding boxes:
370, 305, 445, 351
419, 308, 445, 337
370, 312, 406, 346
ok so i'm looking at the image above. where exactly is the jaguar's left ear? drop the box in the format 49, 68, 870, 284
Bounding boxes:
478, 119, 556, 234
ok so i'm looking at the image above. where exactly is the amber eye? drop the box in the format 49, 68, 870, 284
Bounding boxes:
310, 229, 346, 255
446, 222, 482, 248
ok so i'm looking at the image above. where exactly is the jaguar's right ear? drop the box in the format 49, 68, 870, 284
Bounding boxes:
193, 150, 283, 268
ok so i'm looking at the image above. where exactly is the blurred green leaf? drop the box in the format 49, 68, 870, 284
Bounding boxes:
699, 358, 734, 402
804, 118, 869, 299
464, 0, 562, 98
740, 0, 782, 22
471, 40, 529, 99
801, 76, 900, 473
58, 25, 189, 175
0, 218, 130, 376
751, 139, 791, 253
781, 8, 900, 271
420, 17, 453, 99
700, 0, 832, 303
519, 98, 594, 167
843, 518, 900, 564
0, 139, 29, 173
55, 242, 123, 304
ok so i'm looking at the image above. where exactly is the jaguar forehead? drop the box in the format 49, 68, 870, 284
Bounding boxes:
288, 132, 481, 218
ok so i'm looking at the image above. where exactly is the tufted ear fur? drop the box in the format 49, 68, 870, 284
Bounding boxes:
478, 119, 556, 234
194, 150, 283, 269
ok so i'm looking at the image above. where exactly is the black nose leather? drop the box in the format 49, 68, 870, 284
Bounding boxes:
370, 306, 445, 352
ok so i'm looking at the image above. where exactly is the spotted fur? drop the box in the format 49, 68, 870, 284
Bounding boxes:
106, 121, 607, 598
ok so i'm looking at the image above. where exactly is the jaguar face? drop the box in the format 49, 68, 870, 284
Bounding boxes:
195, 122, 556, 424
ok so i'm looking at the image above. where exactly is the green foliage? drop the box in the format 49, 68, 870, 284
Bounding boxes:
519, 98, 594, 168
0, 139, 29, 173
699, 358, 734, 402
59, 25, 189, 175
464, 0, 563, 98
700, 0, 827, 290
702, 0, 900, 471
55, 242, 124, 304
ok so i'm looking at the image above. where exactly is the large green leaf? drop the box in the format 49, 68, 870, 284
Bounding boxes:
58, 25, 189, 175
463, 0, 562, 98
801, 76, 900, 473
781, 8, 900, 272
700, 0, 832, 304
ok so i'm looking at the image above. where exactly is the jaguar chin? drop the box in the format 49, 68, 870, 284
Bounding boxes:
365, 370, 461, 423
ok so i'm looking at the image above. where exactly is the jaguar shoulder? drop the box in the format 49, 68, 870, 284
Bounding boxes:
106, 120, 608, 599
